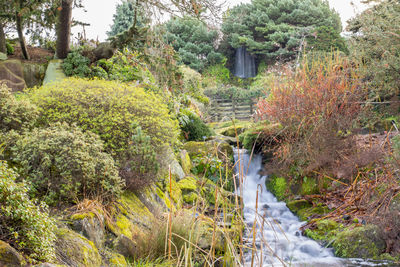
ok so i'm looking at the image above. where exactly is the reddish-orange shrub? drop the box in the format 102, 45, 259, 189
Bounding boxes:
257, 54, 367, 175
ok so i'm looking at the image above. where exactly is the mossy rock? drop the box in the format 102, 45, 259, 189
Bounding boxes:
332, 224, 386, 259
0, 240, 26, 267
55, 228, 102, 267
219, 124, 247, 137
295, 203, 330, 221
178, 176, 198, 192
266, 176, 287, 201
305, 219, 341, 242
301, 177, 319, 195
183, 192, 198, 204
108, 253, 128, 267
180, 150, 192, 175
0, 59, 26, 91
107, 191, 154, 238
183, 141, 233, 160
71, 212, 104, 249
287, 199, 312, 213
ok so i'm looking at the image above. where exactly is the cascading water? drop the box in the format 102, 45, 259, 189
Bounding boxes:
234, 47, 256, 78
233, 148, 393, 267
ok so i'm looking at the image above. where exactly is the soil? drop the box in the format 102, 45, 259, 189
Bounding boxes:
8, 45, 54, 64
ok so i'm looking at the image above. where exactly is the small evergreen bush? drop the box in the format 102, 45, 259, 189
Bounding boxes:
120, 126, 159, 190
178, 109, 212, 141
0, 84, 38, 133
30, 78, 179, 158
62, 50, 92, 77
9, 123, 123, 204
0, 160, 56, 262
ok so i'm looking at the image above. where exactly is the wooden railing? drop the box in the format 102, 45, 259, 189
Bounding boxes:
210, 98, 257, 121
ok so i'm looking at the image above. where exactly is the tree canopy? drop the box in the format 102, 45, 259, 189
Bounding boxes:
221, 0, 342, 62
165, 16, 223, 72
347, 0, 400, 100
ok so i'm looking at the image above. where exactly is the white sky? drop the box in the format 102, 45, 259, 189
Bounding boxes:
71, 0, 371, 42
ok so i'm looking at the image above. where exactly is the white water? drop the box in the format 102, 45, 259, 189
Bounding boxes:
234, 47, 256, 79
234, 148, 393, 267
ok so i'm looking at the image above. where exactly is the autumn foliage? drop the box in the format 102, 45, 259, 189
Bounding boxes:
257, 54, 367, 175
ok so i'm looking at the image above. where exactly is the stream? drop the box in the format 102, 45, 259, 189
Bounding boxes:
233, 148, 395, 267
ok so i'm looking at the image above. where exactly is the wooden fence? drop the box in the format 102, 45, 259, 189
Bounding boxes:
210, 98, 257, 121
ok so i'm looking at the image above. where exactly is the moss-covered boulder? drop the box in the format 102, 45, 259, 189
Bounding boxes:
55, 228, 102, 267
71, 212, 105, 248
0, 240, 26, 267
305, 219, 341, 243
301, 177, 319, 195
332, 224, 386, 258
160, 146, 185, 180
178, 176, 199, 204
0, 59, 26, 91
107, 191, 154, 238
266, 176, 287, 201
183, 141, 233, 160
108, 252, 128, 267
287, 199, 312, 213
180, 150, 192, 175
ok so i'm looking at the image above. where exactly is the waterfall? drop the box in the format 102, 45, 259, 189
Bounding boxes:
233, 148, 390, 266
234, 46, 256, 78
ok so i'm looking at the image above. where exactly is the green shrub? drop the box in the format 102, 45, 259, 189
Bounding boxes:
30, 78, 180, 158
92, 51, 156, 86
0, 160, 56, 262
62, 50, 92, 77
202, 63, 231, 87
120, 126, 159, 191
204, 85, 264, 100
9, 123, 123, 204
178, 109, 212, 141
6, 42, 14, 55
0, 84, 38, 133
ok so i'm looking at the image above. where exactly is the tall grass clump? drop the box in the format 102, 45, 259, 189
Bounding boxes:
257, 53, 367, 176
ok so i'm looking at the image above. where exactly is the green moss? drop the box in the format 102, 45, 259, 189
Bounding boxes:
301, 176, 319, 195
0, 240, 26, 266
266, 176, 287, 201
332, 225, 386, 259
55, 228, 102, 267
183, 141, 214, 158
304, 219, 341, 242
183, 192, 198, 204
180, 150, 192, 175
178, 177, 198, 191
108, 253, 128, 267
296, 203, 330, 221
287, 199, 312, 213
119, 191, 152, 218
70, 212, 95, 221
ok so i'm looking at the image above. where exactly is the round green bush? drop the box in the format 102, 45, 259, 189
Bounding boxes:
0, 160, 56, 262
0, 84, 38, 133
30, 78, 180, 158
62, 50, 91, 78
10, 123, 123, 204
178, 109, 212, 141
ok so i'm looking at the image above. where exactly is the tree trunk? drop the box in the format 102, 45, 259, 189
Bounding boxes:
56, 0, 73, 59
16, 12, 30, 60
0, 23, 6, 54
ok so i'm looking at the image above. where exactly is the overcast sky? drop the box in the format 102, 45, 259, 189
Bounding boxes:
71, 0, 372, 42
